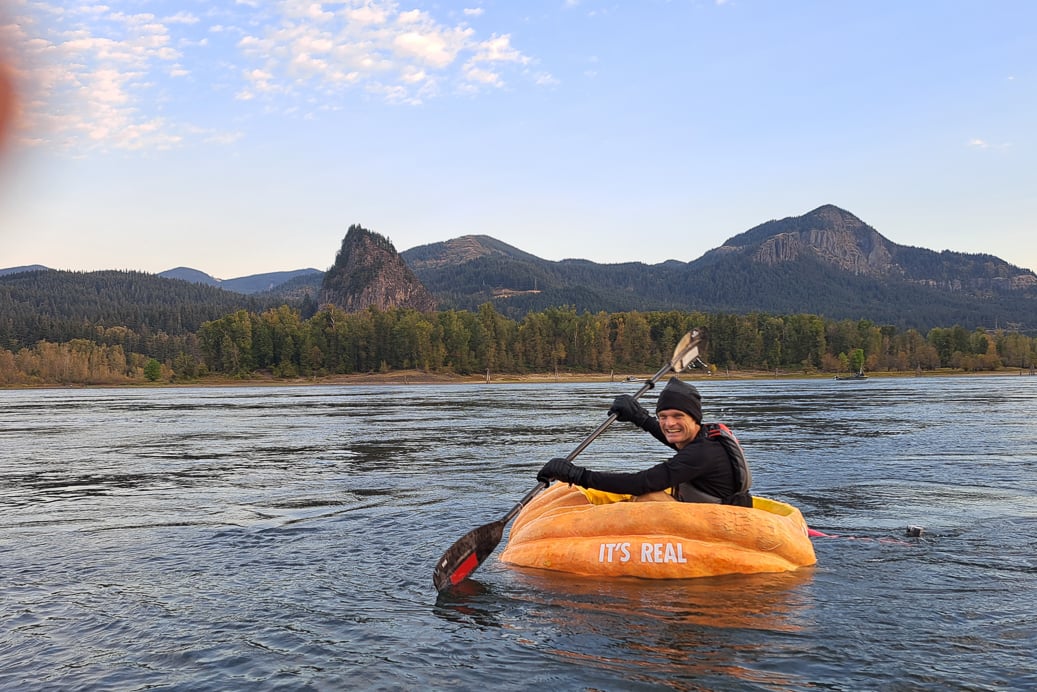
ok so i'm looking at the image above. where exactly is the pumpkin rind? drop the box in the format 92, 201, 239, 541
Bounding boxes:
500, 484, 816, 579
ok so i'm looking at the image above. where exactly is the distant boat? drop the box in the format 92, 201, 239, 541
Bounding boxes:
835, 368, 868, 381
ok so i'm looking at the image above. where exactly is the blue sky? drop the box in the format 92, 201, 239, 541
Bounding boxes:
1, 0, 1034, 279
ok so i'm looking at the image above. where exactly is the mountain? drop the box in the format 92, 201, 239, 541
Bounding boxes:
159, 267, 220, 287
402, 235, 682, 314
255, 271, 324, 304
319, 224, 437, 313
681, 205, 1036, 325
158, 267, 322, 294
401, 205, 1037, 330
222, 269, 322, 294
0, 264, 50, 277
717, 205, 1034, 291
4, 205, 1035, 334
0, 265, 320, 295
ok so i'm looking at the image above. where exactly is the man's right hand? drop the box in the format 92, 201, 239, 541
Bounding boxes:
609, 395, 650, 426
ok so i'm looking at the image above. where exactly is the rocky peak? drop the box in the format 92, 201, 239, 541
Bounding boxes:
727, 205, 897, 277
319, 225, 437, 313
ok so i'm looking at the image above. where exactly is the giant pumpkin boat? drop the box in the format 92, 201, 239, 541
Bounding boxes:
499, 483, 816, 579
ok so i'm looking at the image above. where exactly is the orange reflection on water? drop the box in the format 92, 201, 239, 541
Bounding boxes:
435, 566, 819, 687
509, 565, 815, 630
507, 567, 818, 688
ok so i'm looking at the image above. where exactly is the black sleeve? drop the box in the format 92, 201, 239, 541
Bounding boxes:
583, 462, 675, 496
582, 436, 733, 498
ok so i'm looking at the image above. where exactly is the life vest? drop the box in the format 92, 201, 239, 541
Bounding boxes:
675, 422, 754, 507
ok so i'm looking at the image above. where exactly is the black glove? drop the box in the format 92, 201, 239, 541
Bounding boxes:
609, 394, 650, 426
537, 457, 588, 487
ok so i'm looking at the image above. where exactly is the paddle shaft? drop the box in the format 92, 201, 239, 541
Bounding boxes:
501, 339, 698, 524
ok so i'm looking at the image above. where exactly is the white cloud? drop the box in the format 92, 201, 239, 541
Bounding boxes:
165, 13, 201, 26
9, 0, 546, 152
968, 137, 1012, 151
464, 66, 501, 87
469, 34, 528, 67
534, 71, 560, 87
7, 4, 202, 152
393, 28, 470, 69
235, 2, 540, 107
346, 5, 390, 26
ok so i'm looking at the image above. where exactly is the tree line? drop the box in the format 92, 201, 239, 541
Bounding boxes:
2, 303, 1034, 386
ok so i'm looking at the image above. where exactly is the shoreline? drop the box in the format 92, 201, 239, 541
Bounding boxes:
258, 367, 1036, 387
3, 367, 1033, 390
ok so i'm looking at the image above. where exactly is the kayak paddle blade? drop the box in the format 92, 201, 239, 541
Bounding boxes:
671, 328, 703, 374
433, 519, 505, 592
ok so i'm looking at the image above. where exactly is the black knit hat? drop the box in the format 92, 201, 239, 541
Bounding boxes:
655, 377, 702, 423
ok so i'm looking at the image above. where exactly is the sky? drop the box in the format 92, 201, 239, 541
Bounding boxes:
0, 0, 1034, 279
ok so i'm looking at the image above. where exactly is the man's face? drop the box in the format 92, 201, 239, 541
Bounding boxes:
657, 409, 700, 449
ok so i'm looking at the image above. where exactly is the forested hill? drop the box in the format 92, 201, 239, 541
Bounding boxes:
401, 236, 686, 315
0, 269, 292, 350
5, 205, 1036, 339
158, 266, 322, 294
401, 205, 1037, 331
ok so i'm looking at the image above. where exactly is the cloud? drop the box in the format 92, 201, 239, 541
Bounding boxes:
968, 137, 1011, 151
236, 2, 536, 106
9, 1, 549, 152
165, 12, 201, 26
7, 4, 200, 151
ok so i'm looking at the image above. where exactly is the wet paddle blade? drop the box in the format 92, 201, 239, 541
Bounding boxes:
671, 328, 703, 373
433, 519, 505, 592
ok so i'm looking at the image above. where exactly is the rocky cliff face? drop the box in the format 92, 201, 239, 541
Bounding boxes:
724, 205, 1036, 292
736, 205, 897, 276
319, 225, 437, 313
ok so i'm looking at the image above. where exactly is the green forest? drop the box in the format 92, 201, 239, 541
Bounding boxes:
2, 302, 1034, 386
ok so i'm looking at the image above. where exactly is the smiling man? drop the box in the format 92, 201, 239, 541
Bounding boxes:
536, 378, 753, 506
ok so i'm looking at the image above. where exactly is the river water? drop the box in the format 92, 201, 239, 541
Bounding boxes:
1, 376, 1034, 691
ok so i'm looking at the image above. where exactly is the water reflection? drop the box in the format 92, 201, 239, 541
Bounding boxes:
436, 568, 817, 688
508, 567, 815, 630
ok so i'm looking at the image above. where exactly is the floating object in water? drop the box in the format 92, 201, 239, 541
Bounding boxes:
499, 484, 816, 579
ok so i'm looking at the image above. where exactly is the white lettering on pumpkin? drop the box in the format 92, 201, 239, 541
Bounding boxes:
597, 542, 632, 563
640, 542, 688, 564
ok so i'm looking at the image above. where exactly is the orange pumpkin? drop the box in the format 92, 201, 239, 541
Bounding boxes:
500, 483, 816, 579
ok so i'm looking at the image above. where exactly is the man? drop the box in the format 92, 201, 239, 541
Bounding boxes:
536, 377, 753, 506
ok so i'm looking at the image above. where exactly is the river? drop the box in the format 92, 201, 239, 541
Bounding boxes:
1, 375, 1034, 690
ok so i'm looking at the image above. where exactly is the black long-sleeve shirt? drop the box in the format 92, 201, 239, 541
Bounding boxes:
582, 423, 738, 502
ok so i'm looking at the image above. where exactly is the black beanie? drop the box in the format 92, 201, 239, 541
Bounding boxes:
655, 377, 702, 423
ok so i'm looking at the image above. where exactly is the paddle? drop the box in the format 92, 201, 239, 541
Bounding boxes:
432, 327, 706, 592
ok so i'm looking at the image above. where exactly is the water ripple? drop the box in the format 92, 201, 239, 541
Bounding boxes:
1, 377, 1035, 689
